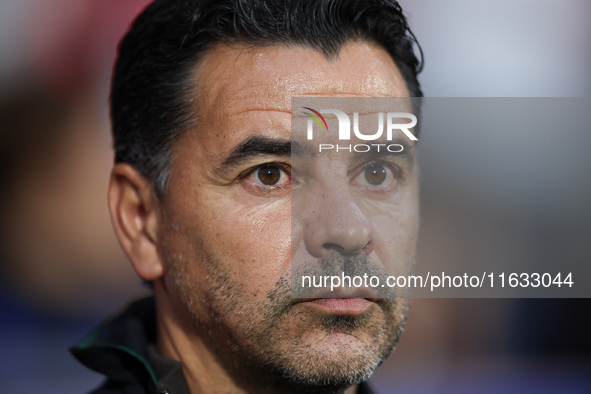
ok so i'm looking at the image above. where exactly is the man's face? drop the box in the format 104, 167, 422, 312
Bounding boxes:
157, 42, 419, 390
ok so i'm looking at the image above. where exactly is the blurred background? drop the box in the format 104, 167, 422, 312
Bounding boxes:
0, 0, 590, 392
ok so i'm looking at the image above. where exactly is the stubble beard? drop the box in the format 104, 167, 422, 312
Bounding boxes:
168, 250, 409, 394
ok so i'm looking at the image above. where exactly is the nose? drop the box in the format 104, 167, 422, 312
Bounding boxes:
303, 187, 375, 258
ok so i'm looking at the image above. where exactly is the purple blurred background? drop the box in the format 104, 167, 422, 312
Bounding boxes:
0, 0, 590, 392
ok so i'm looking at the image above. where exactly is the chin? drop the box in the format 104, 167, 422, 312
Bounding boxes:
266, 347, 381, 394
257, 321, 396, 392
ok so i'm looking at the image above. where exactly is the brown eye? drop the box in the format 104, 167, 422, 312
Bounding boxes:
256, 165, 281, 185
364, 163, 387, 185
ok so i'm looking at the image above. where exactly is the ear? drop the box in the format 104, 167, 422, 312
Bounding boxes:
108, 163, 163, 281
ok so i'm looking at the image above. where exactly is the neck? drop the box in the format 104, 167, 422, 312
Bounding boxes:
154, 282, 238, 393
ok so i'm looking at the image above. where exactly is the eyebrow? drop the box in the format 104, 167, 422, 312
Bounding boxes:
218, 136, 315, 171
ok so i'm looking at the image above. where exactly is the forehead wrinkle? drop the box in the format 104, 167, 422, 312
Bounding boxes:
232, 108, 292, 117
194, 43, 410, 118
192, 48, 255, 119
267, 71, 405, 97
198, 71, 290, 118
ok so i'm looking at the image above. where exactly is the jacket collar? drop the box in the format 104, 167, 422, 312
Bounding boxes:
70, 296, 158, 388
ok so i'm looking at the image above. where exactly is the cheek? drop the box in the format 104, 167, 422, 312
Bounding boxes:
196, 195, 292, 293
373, 213, 418, 271
372, 193, 419, 274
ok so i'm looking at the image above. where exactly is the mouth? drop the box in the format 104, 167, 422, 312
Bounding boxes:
294, 287, 378, 315
299, 298, 376, 315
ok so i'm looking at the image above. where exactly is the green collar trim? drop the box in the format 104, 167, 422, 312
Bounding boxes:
74, 330, 158, 386
72, 297, 159, 386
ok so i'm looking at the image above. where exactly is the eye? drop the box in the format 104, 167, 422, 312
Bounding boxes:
364, 163, 388, 185
256, 165, 283, 185
240, 163, 291, 195
351, 162, 399, 190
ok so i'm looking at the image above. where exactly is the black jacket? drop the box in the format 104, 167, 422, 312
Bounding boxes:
71, 297, 377, 394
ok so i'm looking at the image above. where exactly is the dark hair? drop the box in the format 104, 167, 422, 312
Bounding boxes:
111, 0, 423, 197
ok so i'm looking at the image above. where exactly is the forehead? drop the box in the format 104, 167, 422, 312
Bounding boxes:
193, 41, 409, 118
